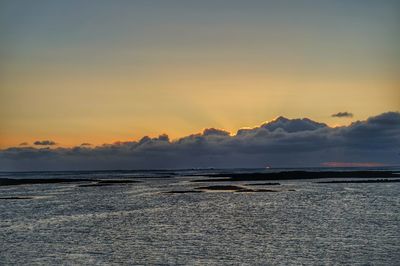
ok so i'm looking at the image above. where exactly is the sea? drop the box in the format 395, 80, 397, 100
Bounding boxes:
1, 167, 399, 265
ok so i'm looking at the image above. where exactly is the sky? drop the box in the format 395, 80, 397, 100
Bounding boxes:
0, 1, 399, 170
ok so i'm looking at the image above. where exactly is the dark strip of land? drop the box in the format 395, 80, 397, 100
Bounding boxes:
317, 179, 400, 184
244, 182, 281, 186
0, 178, 93, 186
165, 185, 293, 194
164, 190, 204, 194
78, 180, 139, 187
195, 185, 280, 193
0, 196, 35, 200
0, 178, 140, 186
191, 171, 399, 182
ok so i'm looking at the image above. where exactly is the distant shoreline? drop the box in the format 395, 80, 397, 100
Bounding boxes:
1, 170, 399, 187
190, 170, 400, 182
1, 166, 399, 174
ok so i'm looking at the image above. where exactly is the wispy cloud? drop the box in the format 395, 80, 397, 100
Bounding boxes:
1, 112, 399, 171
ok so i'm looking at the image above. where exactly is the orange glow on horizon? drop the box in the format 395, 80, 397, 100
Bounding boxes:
321, 162, 387, 167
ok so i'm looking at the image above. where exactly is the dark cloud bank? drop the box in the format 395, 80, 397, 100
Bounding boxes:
1, 112, 399, 171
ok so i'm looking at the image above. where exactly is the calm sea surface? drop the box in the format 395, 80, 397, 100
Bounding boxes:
1, 169, 399, 265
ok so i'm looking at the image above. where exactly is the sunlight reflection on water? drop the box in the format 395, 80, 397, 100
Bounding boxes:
1, 173, 399, 265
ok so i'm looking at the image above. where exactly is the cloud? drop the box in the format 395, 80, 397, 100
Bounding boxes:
1, 112, 399, 171
33, 140, 56, 146
261, 116, 327, 132
332, 112, 353, 118
80, 143, 92, 146
19, 142, 29, 146
202, 128, 230, 136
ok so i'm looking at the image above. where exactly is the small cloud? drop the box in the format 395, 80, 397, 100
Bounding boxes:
80, 143, 92, 146
158, 134, 170, 141
331, 112, 353, 118
19, 142, 29, 146
34, 140, 56, 146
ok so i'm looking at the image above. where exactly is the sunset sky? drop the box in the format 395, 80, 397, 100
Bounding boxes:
1, 0, 399, 148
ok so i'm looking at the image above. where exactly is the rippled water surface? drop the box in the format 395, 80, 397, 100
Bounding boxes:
1, 170, 399, 265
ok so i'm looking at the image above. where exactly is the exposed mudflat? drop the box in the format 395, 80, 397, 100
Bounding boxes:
165, 185, 291, 194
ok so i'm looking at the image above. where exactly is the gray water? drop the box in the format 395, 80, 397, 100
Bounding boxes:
1, 170, 399, 265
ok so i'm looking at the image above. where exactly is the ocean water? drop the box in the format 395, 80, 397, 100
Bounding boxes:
1, 169, 399, 265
